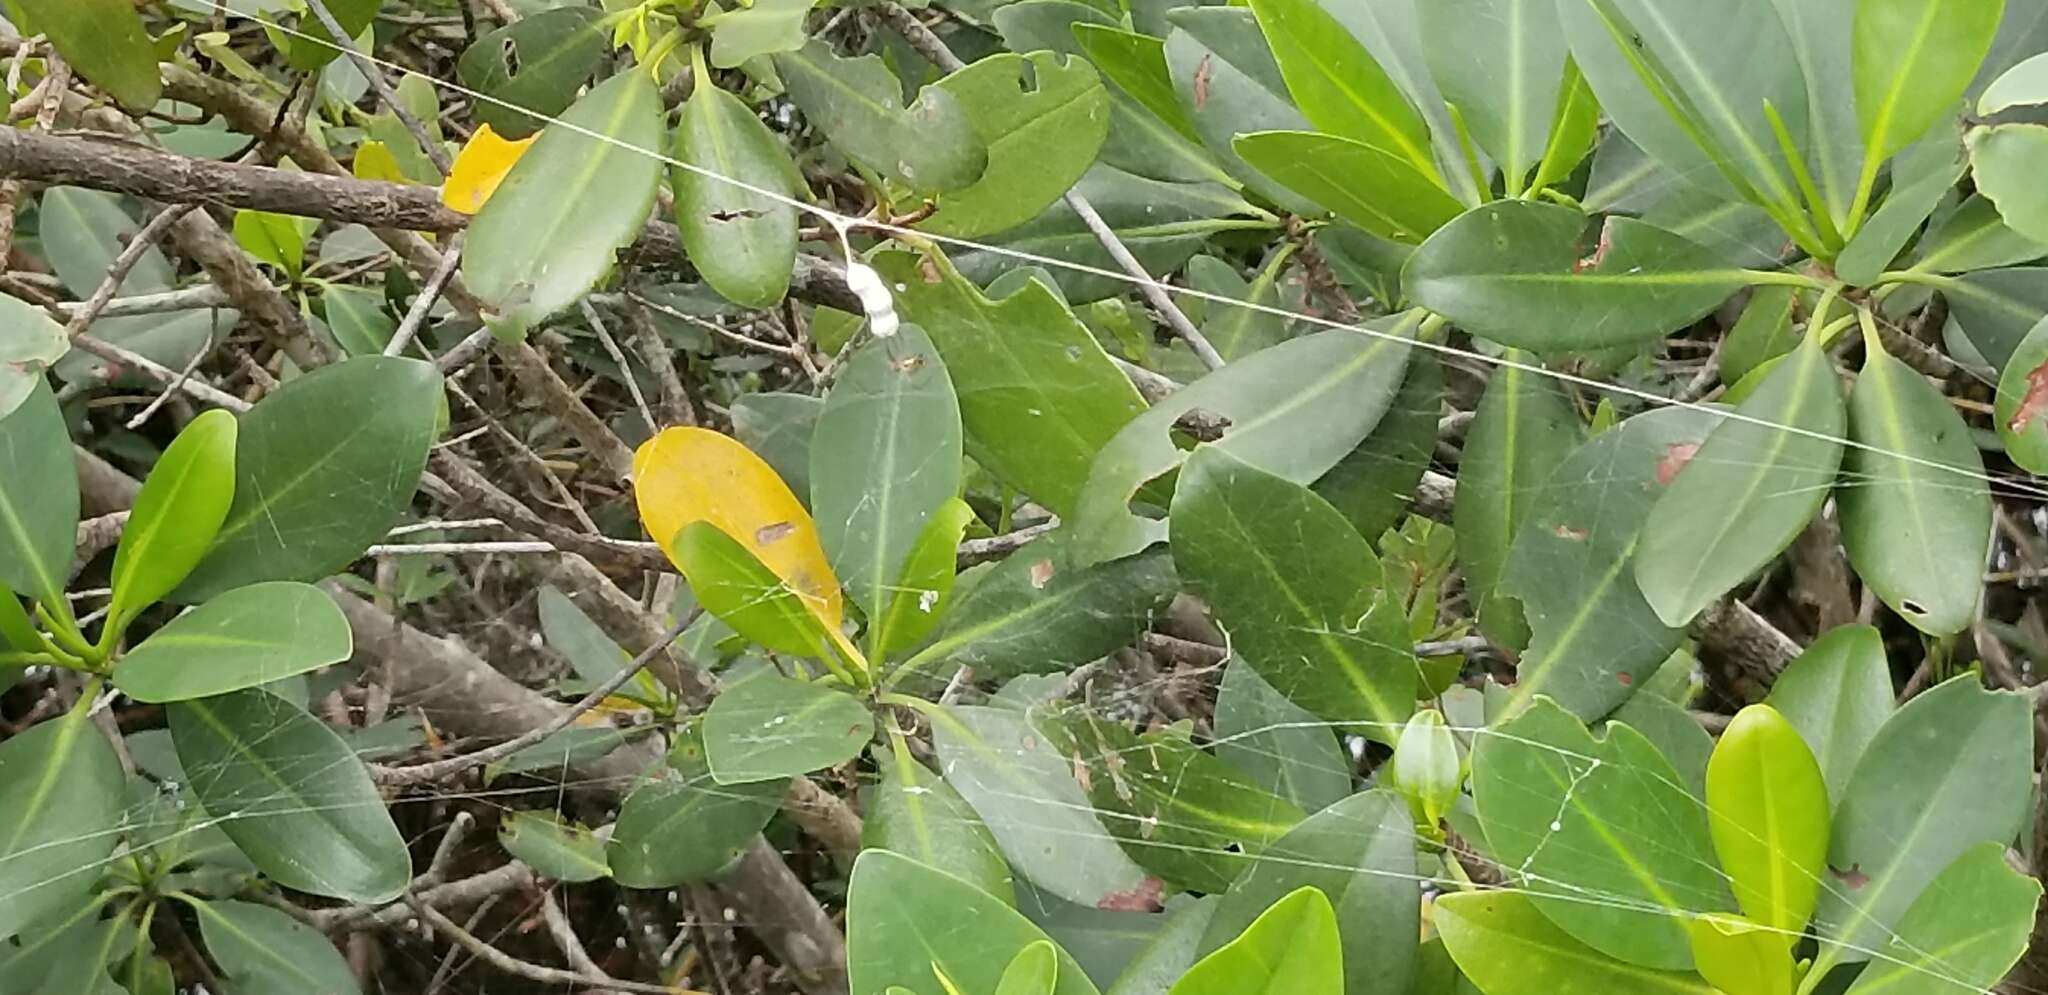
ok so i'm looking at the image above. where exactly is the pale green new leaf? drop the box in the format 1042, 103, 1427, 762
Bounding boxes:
1436, 891, 1718, 995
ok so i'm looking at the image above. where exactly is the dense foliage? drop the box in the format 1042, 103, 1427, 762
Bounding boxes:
2, 0, 2048, 993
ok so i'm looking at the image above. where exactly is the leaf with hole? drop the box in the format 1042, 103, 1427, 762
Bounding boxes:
674, 79, 801, 310
455, 7, 609, 138
918, 53, 1110, 238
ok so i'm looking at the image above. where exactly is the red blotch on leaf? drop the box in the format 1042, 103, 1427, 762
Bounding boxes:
2007, 360, 2048, 436
1096, 877, 1165, 912
1028, 559, 1056, 590
1656, 443, 1700, 487
755, 521, 796, 545
1192, 55, 1213, 110
1832, 863, 1870, 889
1552, 524, 1590, 541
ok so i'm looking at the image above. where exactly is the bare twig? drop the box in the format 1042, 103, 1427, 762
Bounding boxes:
60, 204, 197, 341
389, 235, 463, 356
303, 0, 453, 176
583, 299, 658, 434
413, 901, 705, 995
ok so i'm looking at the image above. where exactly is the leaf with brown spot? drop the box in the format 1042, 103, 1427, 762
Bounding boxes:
1996, 316, 2048, 475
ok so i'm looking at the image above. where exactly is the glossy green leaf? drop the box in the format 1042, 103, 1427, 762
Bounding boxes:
1812, 675, 2031, 967
1171, 887, 1340, 995
320, 285, 394, 357
1213, 661, 1351, 815
1198, 791, 1417, 995
1416, 0, 1571, 191
674, 79, 800, 309
1683, 915, 1792, 995
812, 325, 963, 629
0, 702, 124, 942
231, 211, 313, 281
1162, 8, 1319, 213
1405, 202, 1750, 352
995, 941, 1061, 995
170, 689, 409, 903
192, 899, 361, 995
1611, 691, 1714, 795
497, 811, 609, 883
673, 521, 847, 661
1771, 0, 1863, 232
775, 41, 988, 192
1996, 314, 2048, 474
1071, 319, 1414, 566
1636, 337, 1845, 626
1705, 704, 1829, 936
872, 498, 977, 659
929, 704, 1154, 909
1437, 892, 1716, 995
863, 745, 1014, 905
1310, 352, 1442, 544
1171, 448, 1416, 740
113, 582, 352, 703
465, 71, 664, 335
1945, 265, 2048, 370
106, 411, 238, 635
849, 850, 1101, 995
456, 7, 608, 139
1530, 60, 1602, 193
0, 294, 68, 422
1500, 406, 1723, 720
1454, 354, 1582, 650
1723, 286, 1801, 385
1840, 843, 2039, 995
0, 381, 78, 611
1072, 24, 1199, 141
1232, 131, 1462, 243
702, 674, 873, 783
174, 357, 439, 600
1840, 335, 1992, 635
879, 249, 1145, 516
708, 0, 816, 67
1853, 0, 2003, 167
13, 0, 161, 109
1763, 624, 1893, 805
1471, 698, 1731, 970
900, 533, 1176, 683
1912, 194, 2048, 274
1247, 0, 1435, 177
608, 723, 783, 887
919, 53, 1110, 238
1040, 704, 1304, 892
1969, 124, 2048, 249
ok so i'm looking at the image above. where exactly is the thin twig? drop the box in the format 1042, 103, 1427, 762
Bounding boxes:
61, 204, 197, 340
582, 299, 658, 435
123, 342, 212, 429
303, 0, 453, 175
54, 285, 233, 317
389, 235, 463, 356
413, 902, 705, 995
71, 332, 249, 411
371, 611, 694, 786
415, 811, 477, 891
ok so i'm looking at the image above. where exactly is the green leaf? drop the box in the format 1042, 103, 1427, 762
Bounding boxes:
320, 285, 394, 357
113, 582, 352, 703
1763, 625, 1892, 806
918, 53, 1110, 238
1437, 891, 1717, 995
1404, 202, 1750, 352
1416, 0, 1571, 191
1911, 194, 2048, 274
0, 294, 68, 422
1039, 704, 1305, 892
1840, 843, 2040, 995
1073, 24, 1200, 141
732, 392, 824, 501
191, 899, 361, 995
673, 79, 800, 310
873, 498, 977, 658
0, 703, 123, 942
995, 942, 1061, 995
536, 585, 654, 698
175, 356, 441, 601
1839, 336, 1992, 635
1770, 0, 1863, 232
1071, 320, 1414, 567
1232, 131, 1462, 244
1704, 704, 1829, 936
1945, 264, 2048, 370
456, 7, 608, 139
1162, 8, 1319, 214
607, 722, 785, 887
812, 325, 963, 628
106, 410, 237, 636
1635, 336, 1845, 626
863, 745, 1014, 905
879, 249, 1146, 516
1685, 915, 1793, 995
1170, 887, 1340, 995
1471, 698, 1731, 970
1310, 352, 1443, 544
900, 533, 1176, 683
674, 521, 849, 661
708, 0, 818, 68
1970, 125, 2048, 249
170, 689, 409, 903
1213, 661, 1351, 815
465, 71, 663, 336
1722, 286, 1801, 385
849, 850, 1102, 995
1811, 674, 2032, 965
928, 704, 1154, 909
497, 811, 609, 883
1171, 448, 1416, 740
275, 0, 377, 71
1105, 898, 1218, 995
1530, 60, 1603, 193
702, 674, 873, 783
12, 0, 160, 109
1500, 406, 1723, 720
1996, 314, 2048, 474
1454, 354, 1583, 650
1834, 130, 1967, 287
0, 381, 78, 611
1853, 0, 2003, 169
485, 725, 640, 784
1197, 791, 1417, 995
1246, 0, 1436, 178
231, 211, 312, 282
775, 40, 988, 192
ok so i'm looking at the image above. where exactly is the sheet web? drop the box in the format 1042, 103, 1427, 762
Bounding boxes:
1, 4, 2043, 994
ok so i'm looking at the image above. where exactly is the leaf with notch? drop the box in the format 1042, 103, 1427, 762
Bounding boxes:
919, 53, 1111, 238
775, 41, 988, 192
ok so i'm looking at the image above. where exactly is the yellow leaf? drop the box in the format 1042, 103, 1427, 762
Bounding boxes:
632, 427, 844, 631
439, 124, 537, 215
352, 141, 407, 184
